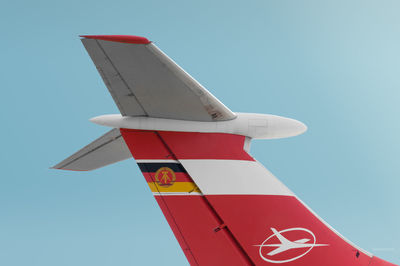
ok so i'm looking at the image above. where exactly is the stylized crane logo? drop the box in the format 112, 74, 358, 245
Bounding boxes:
254, 227, 329, 263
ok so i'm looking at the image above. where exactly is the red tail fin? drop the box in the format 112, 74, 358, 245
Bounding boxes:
121, 129, 396, 266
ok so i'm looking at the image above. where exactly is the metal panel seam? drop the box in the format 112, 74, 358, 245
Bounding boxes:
95, 40, 148, 116
154, 131, 255, 265
139, 160, 200, 266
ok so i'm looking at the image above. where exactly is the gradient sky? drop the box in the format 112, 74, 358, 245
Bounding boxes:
1, 0, 399, 265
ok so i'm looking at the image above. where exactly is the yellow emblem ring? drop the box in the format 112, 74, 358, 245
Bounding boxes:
154, 167, 176, 187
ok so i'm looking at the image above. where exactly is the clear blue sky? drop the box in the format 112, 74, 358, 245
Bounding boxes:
1, 0, 399, 265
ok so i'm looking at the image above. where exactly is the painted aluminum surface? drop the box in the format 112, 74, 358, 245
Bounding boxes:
121, 129, 253, 265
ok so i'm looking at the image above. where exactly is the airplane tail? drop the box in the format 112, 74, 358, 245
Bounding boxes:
118, 129, 395, 266
53, 35, 396, 266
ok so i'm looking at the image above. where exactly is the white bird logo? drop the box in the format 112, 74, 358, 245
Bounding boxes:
255, 227, 329, 263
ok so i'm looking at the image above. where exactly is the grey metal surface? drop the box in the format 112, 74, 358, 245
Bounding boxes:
81, 38, 236, 121
52, 128, 132, 171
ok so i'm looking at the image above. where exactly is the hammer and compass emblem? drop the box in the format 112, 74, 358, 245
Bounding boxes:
154, 167, 176, 187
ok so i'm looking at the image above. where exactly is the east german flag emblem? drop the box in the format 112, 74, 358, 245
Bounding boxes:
154, 167, 176, 187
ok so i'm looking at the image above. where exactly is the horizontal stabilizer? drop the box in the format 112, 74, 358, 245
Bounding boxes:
52, 128, 131, 171
81, 36, 236, 121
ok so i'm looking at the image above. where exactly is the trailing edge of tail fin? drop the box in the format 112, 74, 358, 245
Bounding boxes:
120, 129, 254, 265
